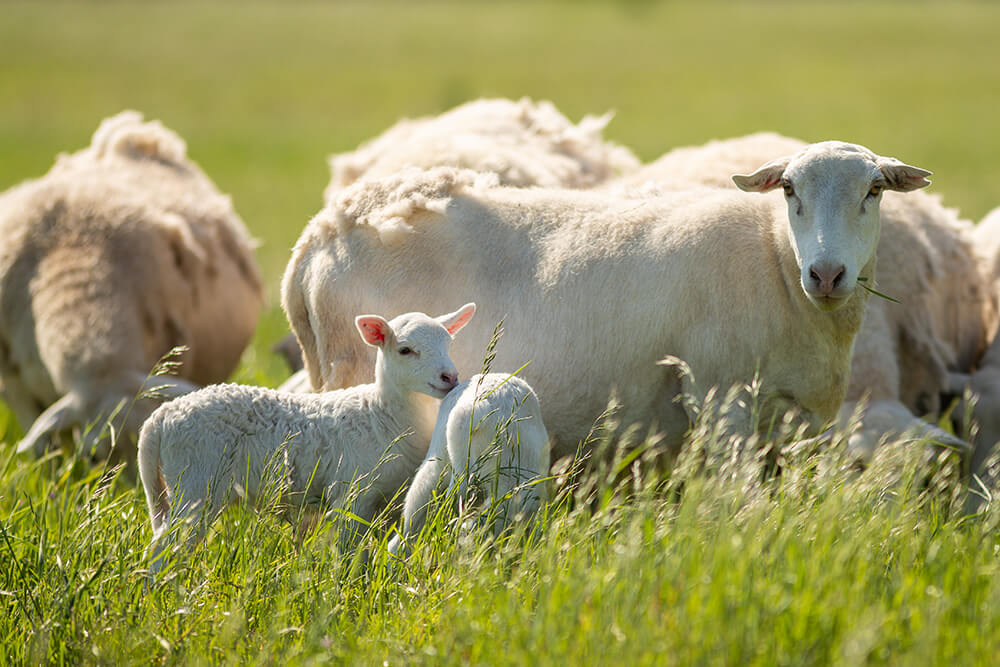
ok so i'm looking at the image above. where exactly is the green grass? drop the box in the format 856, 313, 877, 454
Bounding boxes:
3, 1, 1000, 663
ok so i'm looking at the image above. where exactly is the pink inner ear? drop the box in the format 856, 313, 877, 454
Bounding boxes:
358, 318, 386, 345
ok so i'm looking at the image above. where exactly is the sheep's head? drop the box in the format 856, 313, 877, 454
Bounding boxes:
733, 141, 930, 311
356, 303, 476, 398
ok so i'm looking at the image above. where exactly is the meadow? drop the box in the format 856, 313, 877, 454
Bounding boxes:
2, 1, 1000, 663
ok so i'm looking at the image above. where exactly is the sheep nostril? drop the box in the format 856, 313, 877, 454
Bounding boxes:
441, 372, 457, 387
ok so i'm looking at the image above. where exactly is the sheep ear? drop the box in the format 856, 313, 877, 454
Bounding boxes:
876, 157, 932, 192
355, 315, 392, 347
732, 156, 791, 193
437, 302, 476, 335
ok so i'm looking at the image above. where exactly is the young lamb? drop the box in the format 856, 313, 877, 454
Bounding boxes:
608, 132, 992, 465
1, 110, 263, 473
283, 142, 931, 465
388, 373, 550, 556
138, 304, 475, 574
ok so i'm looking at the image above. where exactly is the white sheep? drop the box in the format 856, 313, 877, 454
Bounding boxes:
612, 132, 993, 463
274, 97, 639, 376
388, 373, 550, 556
282, 141, 931, 465
324, 97, 639, 202
138, 304, 475, 574
0, 111, 264, 473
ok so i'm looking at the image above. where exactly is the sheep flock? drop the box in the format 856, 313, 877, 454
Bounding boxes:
3, 98, 999, 571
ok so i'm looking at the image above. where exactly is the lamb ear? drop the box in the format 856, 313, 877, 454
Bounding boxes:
732, 156, 791, 193
437, 302, 476, 336
876, 156, 932, 192
355, 315, 392, 347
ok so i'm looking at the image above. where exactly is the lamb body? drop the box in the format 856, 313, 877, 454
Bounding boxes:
283, 142, 930, 463
138, 305, 475, 574
1, 111, 263, 469
390, 373, 550, 555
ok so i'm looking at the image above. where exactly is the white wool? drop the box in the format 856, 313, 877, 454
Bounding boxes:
0, 111, 263, 475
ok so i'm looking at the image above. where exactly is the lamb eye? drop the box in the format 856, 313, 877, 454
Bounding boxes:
782, 181, 795, 197
398, 346, 413, 356
868, 184, 883, 198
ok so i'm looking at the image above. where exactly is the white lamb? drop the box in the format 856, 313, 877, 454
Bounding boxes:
1, 111, 264, 472
282, 141, 931, 465
388, 373, 550, 556
612, 132, 993, 463
138, 304, 475, 574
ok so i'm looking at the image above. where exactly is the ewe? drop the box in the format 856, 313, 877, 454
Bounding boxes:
389, 373, 550, 556
615, 132, 992, 462
283, 142, 930, 463
138, 304, 475, 574
0, 111, 263, 471
275, 97, 639, 376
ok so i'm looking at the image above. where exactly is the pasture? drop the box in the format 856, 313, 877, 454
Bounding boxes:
2, 1, 1000, 663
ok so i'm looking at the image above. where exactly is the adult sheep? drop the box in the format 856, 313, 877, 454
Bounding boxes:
273, 97, 641, 376
324, 97, 640, 203
0, 111, 264, 471
614, 132, 994, 461
283, 141, 931, 463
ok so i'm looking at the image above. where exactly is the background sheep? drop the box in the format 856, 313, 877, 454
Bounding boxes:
0, 111, 264, 472
138, 304, 475, 574
283, 142, 929, 464
389, 373, 550, 556
614, 132, 995, 462
324, 97, 639, 201
273, 97, 641, 376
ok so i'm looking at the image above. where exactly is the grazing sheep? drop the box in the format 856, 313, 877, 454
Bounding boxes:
0, 111, 264, 471
324, 97, 639, 202
389, 373, 550, 555
283, 141, 930, 464
614, 133, 993, 462
139, 304, 475, 574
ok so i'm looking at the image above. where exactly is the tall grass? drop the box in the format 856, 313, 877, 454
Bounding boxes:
4, 1, 1000, 663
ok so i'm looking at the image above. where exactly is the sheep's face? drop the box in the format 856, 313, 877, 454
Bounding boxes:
356, 303, 476, 398
734, 141, 931, 312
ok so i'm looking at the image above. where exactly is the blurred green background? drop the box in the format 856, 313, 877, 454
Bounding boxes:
2, 0, 999, 390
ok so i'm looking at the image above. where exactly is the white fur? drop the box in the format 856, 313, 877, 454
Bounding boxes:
283, 141, 927, 463
138, 305, 474, 575
388, 373, 550, 555
0, 111, 263, 473
613, 133, 991, 464
324, 97, 639, 201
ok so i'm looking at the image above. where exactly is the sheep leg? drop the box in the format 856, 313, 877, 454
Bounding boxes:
388, 456, 448, 556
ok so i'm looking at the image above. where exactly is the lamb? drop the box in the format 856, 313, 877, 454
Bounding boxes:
282, 142, 931, 465
0, 111, 264, 471
388, 373, 550, 556
324, 97, 639, 202
138, 304, 476, 574
612, 132, 994, 463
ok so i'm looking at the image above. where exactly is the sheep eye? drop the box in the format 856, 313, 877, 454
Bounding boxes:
782, 181, 795, 197
398, 346, 413, 356
868, 183, 883, 198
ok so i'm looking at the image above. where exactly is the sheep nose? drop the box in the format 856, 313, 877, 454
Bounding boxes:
808, 262, 846, 295
440, 372, 458, 389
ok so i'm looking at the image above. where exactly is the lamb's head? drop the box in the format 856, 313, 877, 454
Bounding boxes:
733, 141, 931, 311
355, 303, 476, 398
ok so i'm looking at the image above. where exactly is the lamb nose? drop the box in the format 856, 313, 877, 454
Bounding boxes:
441, 372, 458, 388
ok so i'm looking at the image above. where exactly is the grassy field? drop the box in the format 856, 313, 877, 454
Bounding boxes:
3, 1, 1000, 663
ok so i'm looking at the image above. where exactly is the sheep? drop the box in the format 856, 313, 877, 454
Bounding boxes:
612, 132, 994, 463
0, 110, 264, 472
282, 141, 931, 465
388, 373, 550, 556
324, 97, 639, 202
272, 97, 640, 376
138, 303, 476, 574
